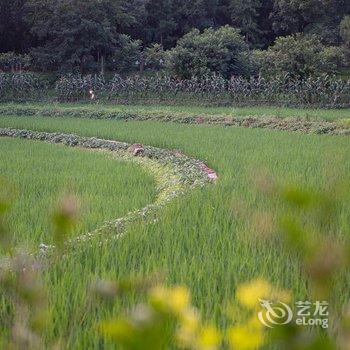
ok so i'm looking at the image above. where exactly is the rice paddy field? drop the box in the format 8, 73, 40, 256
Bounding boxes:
0, 137, 156, 248
0, 104, 350, 348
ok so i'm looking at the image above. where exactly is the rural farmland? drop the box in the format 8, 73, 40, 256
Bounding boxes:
0, 1, 350, 349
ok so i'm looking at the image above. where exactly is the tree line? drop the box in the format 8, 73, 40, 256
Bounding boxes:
0, 0, 349, 78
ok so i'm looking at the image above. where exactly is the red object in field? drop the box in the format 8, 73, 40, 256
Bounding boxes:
173, 149, 184, 157
129, 143, 145, 156
195, 116, 206, 124
200, 163, 218, 181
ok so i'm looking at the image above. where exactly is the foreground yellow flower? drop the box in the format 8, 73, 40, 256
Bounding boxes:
196, 325, 221, 350
235, 279, 291, 310
149, 285, 191, 315
236, 279, 272, 309
170, 286, 191, 314
227, 324, 264, 350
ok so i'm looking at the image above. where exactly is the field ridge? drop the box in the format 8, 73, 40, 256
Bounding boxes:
1, 104, 349, 135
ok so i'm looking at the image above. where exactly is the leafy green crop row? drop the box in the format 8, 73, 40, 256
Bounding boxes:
1, 103, 349, 135
1, 72, 350, 108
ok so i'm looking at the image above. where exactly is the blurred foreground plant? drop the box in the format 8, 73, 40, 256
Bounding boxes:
0, 187, 79, 349
99, 283, 221, 350
97, 177, 349, 350
1, 177, 349, 349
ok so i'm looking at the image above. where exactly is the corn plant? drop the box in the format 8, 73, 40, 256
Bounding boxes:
53, 73, 350, 108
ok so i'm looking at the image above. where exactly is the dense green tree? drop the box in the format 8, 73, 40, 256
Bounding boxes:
0, 52, 31, 72
144, 44, 167, 70
340, 15, 350, 64
229, 0, 261, 46
109, 35, 142, 72
167, 26, 249, 78
123, 0, 152, 45
340, 16, 350, 47
0, 0, 348, 75
126, 0, 232, 48
271, 0, 350, 45
143, 0, 176, 47
0, 0, 34, 53
25, 0, 131, 72
172, 0, 215, 35
254, 33, 345, 78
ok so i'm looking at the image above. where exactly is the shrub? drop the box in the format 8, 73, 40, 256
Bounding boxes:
0, 52, 32, 72
109, 35, 142, 73
253, 34, 345, 79
167, 26, 250, 79
144, 44, 167, 71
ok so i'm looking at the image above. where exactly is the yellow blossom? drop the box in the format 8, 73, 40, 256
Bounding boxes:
149, 285, 169, 311
169, 286, 191, 314
227, 325, 264, 350
196, 325, 221, 350
236, 279, 272, 309
149, 285, 191, 315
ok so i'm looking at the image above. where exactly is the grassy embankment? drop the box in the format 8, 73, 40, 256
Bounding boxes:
1, 102, 350, 121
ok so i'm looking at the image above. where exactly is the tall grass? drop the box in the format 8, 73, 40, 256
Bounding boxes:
0, 115, 349, 348
0, 137, 156, 248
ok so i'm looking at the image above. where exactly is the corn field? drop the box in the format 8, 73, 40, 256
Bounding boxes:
1, 72, 349, 108
0, 73, 49, 101
41, 73, 350, 108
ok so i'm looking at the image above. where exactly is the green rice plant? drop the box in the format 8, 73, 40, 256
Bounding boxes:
1, 176, 349, 349
0, 137, 156, 248
0, 113, 349, 348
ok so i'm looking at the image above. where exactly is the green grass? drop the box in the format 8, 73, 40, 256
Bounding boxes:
0, 113, 349, 348
2, 102, 350, 121
0, 137, 156, 248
